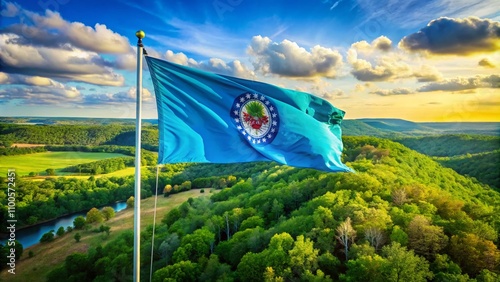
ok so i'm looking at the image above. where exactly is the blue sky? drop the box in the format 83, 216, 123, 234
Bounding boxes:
1, 0, 499, 121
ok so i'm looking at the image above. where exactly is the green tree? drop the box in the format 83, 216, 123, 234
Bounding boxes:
199, 254, 233, 282
380, 242, 432, 282
73, 216, 86, 229
390, 225, 408, 246
56, 226, 65, 237
74, 232, 81, 243
40, 230, 55, 243
153, 260, 200, 282
431, 254, 470, 282
86, 207, 104, 224
126, 196, 134, 208
101, 206, 115, 221
288, 235, 320, 278
46, 168, 56, 176
342, 254, 386, 282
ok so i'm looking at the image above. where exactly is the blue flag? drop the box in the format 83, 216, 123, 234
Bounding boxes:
146, 56, 351, 172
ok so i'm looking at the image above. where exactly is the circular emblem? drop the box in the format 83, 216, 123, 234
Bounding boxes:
230, 93, 279, 145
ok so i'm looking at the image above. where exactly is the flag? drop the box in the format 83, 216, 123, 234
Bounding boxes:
146, 55, 351, 172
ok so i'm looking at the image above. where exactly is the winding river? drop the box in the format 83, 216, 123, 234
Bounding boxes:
1, 201, 127, 248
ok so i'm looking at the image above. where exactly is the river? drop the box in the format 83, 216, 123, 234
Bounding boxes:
1, 202, 127, 248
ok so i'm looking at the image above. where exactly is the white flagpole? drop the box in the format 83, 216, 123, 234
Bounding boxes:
134, 30, 145, 282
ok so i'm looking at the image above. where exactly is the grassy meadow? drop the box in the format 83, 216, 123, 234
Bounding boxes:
0, 151, 129, 176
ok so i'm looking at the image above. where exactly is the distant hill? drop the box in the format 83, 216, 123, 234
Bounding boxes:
421, 122, 500, 136
356, 118, 437, 135
351, 118, 500, 136
340, 120, 396, 137
1, 116, 498, 136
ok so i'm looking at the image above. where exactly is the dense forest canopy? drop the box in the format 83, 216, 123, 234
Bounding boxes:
0, 121, 498, 280
43, 136, 500, 281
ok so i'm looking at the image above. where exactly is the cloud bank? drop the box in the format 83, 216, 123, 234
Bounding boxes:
399, 17, 500, 55
247, 35, 343, 78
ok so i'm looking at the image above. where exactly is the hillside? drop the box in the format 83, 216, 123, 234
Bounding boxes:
393, 135, 500, 189
2, 117, 498, 138
45, 136, 500, 281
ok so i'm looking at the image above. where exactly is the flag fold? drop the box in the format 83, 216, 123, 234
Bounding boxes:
146, 55, 351, 172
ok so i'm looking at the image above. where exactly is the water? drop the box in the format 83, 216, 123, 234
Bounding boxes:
1, 202, 127, 248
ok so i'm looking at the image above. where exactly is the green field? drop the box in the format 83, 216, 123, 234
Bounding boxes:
0, 151, 129, 176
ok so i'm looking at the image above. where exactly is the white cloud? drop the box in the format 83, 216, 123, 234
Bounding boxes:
347, 36, 443, 82
347, 48, 411, 81
412, 65, 443, 82
83, 87, 153, 105
163, 50, 255, 79
2, 8, 131, 54
0, 83, 81, 104
247, 35, 343, 78
0, 33, 125, 86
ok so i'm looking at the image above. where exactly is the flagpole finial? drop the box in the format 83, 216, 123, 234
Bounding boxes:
136, 30, 145, 46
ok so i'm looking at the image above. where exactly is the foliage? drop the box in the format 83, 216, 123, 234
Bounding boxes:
61, 157, 134, 175
73, 216, 86, 230
46, 136, 500, 281
393, 135, 499, 157
56, 226, 66, 237
0, 175, 134, 229
101, 206, 116, 221
126, 196, 134, 208
40, 230, 55, 243
437, 150, 500, 189
86, 207, 104, 224
0, 241, 23, 271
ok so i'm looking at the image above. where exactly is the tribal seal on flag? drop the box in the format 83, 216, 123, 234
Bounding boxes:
231, 93, 280, 145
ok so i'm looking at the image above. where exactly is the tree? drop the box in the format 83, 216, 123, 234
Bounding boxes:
391, 188, 407, 206
126, 196, 134, 208
336, 217, 356, 260
342, 254, 386, 282
86, 207, 104, 224
380, 242, 433, 282
40, 230, 55, 243
153, 261, 200, 282
159, 233, 180, 262
56, 226, 66, 237
365, 227, 386, 251
407, 215, 448, 259
101, 206, 115, 221
46, 168, 56, 176
449, 233, 500, 276
73, 216, 86, 229
390, 226, 408, 246
74, 232, 81, 242
288, 235, 319, 278
163, 184, 172, 195
99, 225, 111, 236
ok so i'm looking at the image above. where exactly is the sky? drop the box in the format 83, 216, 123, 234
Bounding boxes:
0, 0, 499, 122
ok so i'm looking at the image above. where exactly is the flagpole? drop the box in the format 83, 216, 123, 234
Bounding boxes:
134, 29, 145, 282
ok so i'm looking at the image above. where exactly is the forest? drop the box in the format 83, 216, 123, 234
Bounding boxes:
41, 136, 500, 281
0, 122, 499, 281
